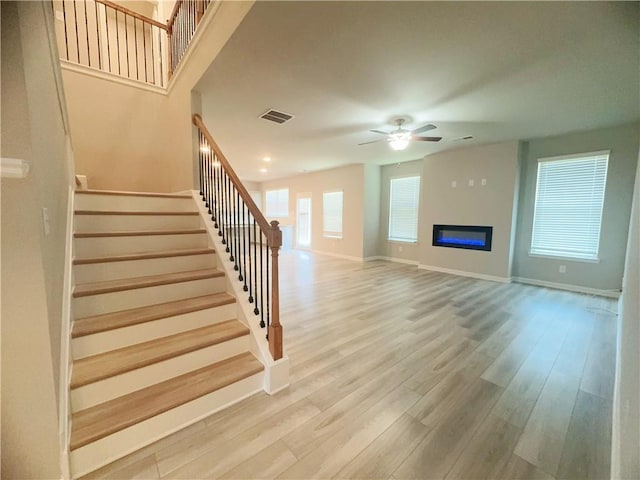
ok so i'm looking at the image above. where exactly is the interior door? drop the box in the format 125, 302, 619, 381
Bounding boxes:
296, 196, 311, 249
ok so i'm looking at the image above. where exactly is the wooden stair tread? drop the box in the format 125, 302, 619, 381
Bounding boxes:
70, 352, 263, 450
71, 320, 249, 388
73, 247, 215, 265
76, 189, 192, 198
74, 229, 206, 238
73, 268, 223, 298
75, 210, 199, 216
72, 293, 236, 337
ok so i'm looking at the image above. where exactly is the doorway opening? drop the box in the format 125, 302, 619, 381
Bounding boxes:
296, 196, 312, 249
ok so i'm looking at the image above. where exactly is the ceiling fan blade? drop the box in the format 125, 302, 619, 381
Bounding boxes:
358, 139, 388, 146
411, 124, 437, 135
369, 129, 390, 136
412, 136, 443, 142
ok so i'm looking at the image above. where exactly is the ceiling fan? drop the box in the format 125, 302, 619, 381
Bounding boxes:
358, 118, 442, 151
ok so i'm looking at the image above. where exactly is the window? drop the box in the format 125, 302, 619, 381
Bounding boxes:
323, 191, 343, 238
265, 189, 289, 217
530, 151, 609, 261
249, 191, 262, 211
389, 176, 420, 242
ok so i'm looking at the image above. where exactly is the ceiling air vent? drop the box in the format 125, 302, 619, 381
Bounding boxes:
260, 109, 294, 124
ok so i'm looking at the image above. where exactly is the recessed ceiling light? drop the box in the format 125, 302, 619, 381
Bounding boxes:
259, 168, 268, 173
263, 156, 271, 162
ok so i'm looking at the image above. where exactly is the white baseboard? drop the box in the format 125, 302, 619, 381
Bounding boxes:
512, 276, 621, 298
418, 264, 511, 284
311, 249, 363, 262
364, 256, 419, 266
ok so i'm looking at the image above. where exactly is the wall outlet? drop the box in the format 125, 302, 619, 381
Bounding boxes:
451, 180, 457, 188
398, 246, 403, 253
481, 178, 487, 186
468, 179, 474, 187
559, 265, 566, 273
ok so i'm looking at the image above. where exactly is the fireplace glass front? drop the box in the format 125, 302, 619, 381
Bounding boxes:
432, 225, 493, 251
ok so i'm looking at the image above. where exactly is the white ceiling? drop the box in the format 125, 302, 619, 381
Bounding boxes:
196, 1, 639, 182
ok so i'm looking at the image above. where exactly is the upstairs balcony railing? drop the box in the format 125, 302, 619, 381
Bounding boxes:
167, 0, 213, 75
193, 115, 284, 361
52, 0, 214, 88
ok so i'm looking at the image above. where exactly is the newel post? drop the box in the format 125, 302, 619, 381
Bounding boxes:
268, 220, 283, 360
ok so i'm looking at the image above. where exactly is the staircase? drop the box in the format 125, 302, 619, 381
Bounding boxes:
69, 189, 264, 477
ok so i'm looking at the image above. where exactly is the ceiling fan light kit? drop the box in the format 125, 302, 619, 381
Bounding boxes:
359, 117, 442, 150
389, 131, 412, 150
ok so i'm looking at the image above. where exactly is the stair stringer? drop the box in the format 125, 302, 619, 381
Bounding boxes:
191, 190, 290, 394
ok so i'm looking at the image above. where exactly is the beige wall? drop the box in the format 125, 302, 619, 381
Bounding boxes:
1, 2, 74, 477
513, 123, 639, 290
62, 0, 254, 192
419, 142, 520, 279
379, 159, 423, 263
261, 164, 365, 259
612, 152, 640, 479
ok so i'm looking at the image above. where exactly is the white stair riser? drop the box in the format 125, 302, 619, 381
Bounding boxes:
74, 234, 209, 257
71, 335, 250, 411
74, 277, 226, 318
75, 194, 196, 212
72, 304, 237, 358
75, 214, 201, 233
69, 372, 264, 478
74, 254, 217, 284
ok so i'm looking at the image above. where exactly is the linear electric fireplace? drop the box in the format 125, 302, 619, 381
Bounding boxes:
432, 225, 493, 251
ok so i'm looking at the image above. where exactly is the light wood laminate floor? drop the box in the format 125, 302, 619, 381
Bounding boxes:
84, 251, 617, 480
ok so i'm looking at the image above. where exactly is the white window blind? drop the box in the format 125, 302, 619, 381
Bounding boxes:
265, 189, 289, 217
323, 191, 343, 237
530, 151, 609, 261
389, 176, 420, 242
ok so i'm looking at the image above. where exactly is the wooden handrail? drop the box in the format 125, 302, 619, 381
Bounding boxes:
193, 114, 283, 360
192, 114, 276, 243
166, 0, 184, 32
96, 0, 167, 30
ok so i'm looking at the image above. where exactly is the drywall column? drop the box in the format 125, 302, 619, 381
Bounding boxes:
611, 153, 640, 479
363, 164, 381, 258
